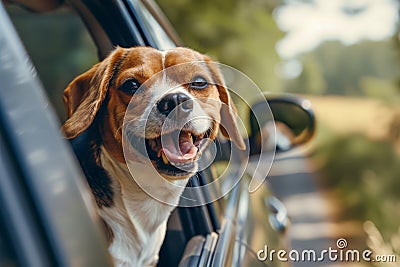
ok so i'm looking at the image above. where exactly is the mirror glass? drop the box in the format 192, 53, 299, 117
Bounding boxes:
249, 96, 315, 153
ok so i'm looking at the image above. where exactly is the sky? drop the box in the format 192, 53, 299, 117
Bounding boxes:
274, 0, 400, 59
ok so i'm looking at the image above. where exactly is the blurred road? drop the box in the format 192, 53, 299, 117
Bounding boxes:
267, 151, 349, 267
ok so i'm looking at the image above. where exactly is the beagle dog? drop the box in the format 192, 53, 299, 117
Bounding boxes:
62, 46, 245, 266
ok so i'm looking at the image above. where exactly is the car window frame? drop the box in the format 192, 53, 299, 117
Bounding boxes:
0, 2, 112, 266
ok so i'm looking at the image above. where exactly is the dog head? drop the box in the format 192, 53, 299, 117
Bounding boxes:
62, 47, 245, 180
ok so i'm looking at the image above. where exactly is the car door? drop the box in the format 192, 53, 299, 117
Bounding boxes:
0, 2, 111, 266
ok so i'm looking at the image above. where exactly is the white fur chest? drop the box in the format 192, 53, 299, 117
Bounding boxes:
99, 147, 187, 267
99, 202, 168, 267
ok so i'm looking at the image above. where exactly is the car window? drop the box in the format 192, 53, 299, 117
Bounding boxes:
5, 4, 98, 121
128, 0, 176, 50
0, 218, 17, 267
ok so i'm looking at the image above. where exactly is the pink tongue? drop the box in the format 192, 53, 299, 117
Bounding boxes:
161, 132, 198, 163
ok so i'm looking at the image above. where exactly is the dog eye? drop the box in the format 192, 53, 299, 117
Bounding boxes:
189, 76, 208, 90
119, 78, 142, 94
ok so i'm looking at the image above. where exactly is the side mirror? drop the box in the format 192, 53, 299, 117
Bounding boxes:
249, 95, 315, 153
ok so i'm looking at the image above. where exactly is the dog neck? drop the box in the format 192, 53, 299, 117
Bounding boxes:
98, 146, 188, 266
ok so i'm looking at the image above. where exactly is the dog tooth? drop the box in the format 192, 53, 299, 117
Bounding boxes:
161, 151, 169, 165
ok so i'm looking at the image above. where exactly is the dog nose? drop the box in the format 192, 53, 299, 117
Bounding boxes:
157, 93, 193, 116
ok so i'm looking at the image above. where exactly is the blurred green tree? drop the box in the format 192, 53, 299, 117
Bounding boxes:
317, 134, 400, 239
286, 40, 400, 97
158, 0, 285, 93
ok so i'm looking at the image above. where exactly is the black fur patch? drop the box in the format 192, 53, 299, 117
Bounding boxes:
70, 127, 114, 208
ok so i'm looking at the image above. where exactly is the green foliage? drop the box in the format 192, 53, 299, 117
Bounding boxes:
360, 77, 400, 102
285, 55, 326, 94
287, 40, 400, 97
159, 0, 400, 99
316, 134, 400, 239
158, 0, 285, 93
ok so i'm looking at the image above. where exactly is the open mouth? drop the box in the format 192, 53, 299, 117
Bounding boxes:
130, 128, 211, 176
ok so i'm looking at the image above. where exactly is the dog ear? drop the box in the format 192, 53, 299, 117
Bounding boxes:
205, 57, 246, 150
62, 48, 126, 139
